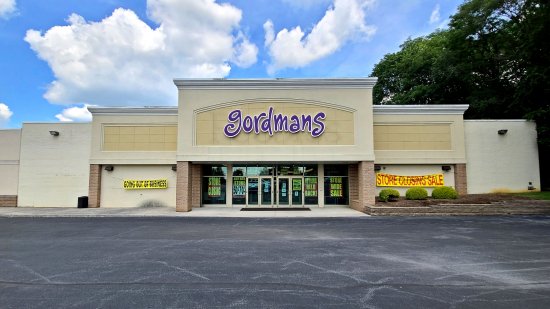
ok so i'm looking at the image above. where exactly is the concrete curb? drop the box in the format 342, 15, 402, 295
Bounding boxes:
0, 206, 369, 218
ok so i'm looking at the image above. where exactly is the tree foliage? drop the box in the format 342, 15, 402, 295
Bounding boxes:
371, 0, 550, 188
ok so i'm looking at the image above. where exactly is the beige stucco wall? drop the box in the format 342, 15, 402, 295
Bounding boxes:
103, 125, 177, 151
100, 165, 176, 208
89, 109, 177, 165
0, 129, 21, 195
374, 164, 455, 196
465, 120, 541, 193
373, 112, 467, 164
17, 123, 91, 207
176, 79, 375, 163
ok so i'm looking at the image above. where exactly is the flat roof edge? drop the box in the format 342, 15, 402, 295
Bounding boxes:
373, 104, 469, 115
464, 119, 533, 122
88, 106, 178, 115
173, 78, 378, 90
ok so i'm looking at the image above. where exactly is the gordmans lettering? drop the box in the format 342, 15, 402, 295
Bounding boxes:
223, 106, 326, 138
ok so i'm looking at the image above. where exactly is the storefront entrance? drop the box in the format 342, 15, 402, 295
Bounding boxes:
202, 164, 349, 207
245, 176, 303, 207
277, 177, 303, 207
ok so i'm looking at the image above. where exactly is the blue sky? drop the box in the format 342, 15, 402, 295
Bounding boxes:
0, 0, 463, 128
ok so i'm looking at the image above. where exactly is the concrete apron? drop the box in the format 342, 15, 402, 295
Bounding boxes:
0, 206, 369, 218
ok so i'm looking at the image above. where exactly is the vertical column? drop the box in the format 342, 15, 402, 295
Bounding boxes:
176, 161, 192, 212
454, 163, 468, 195
318, 164, 324, 207
226, 164, 233, 207
88, 164, 101, 208
348, 164, 359, 210
355, 161, 375, 212
191, 164, 201, 208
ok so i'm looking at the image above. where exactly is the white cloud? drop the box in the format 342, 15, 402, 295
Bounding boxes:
55, 104, 92, 122
264, 0, 376, 74
0, 0, 15, 19
429, 4, 440, 25
25, 0, 258, 107
0, 103, 13, 128
281, 0, 332, 9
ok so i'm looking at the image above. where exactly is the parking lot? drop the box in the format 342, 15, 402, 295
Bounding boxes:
1, 216, 550, 308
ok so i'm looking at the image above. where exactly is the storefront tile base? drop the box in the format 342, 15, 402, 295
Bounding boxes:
0, 195, 17, 207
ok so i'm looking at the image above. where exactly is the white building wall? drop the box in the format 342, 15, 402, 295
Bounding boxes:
100, 165, 176, 208
465, 120, 540, 194
0, 129, 21, 195
17, 123, 92, 207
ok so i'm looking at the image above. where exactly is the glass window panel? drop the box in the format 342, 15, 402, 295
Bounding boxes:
324, 176, 349, 205
247, 166, 274, 176
232, 176, 246, 205
202, 165, 227, 176
304, 165, 318, 176
304, 177, 319, 205
277, 165, 304, 176
324, 164, 349, 176
232, 166, 246, 177
202, 177, 226, 204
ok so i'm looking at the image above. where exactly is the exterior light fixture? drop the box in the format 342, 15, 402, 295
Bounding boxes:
374, 165, 382, 172
49, 130, 60, 136
171, 165, 177, 172
528, 182, 535, 191
498, 129, 508, 135
104, 165, 114, 171
442, 165, 451, 171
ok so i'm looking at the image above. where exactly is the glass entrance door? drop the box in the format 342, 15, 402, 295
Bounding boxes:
260, 177, 273, 206
291, 178, 303, 206
247, 178, 258, 206
278, 177, 303, 207
278, 178, 289, 206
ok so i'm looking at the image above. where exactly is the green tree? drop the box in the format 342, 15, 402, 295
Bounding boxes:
371, 0, 550, 188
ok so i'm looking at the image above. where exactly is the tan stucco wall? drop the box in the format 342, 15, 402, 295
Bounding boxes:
103, 125, 177, 151
465, 120, 541, 193
17, 123, 91, 207
90, 113, 177, 165
374, 124, 451, 150
0, 129, 21, 195
373, 114, 466, 164
374, 164, 456, 196
177, 83, 375, 163
100, 165, 176, 208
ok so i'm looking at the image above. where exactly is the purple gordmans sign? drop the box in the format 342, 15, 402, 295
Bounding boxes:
223, 106, 326, 138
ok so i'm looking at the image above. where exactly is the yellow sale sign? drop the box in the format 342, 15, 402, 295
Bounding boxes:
376, 173, 444, 187
123, 179, 168, 190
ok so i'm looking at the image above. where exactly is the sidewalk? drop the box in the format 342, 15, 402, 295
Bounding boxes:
0, 206, 368, 218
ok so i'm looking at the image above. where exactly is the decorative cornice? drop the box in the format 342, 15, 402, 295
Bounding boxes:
0, 160, 19, 165
173, 78, 378, 90
88, 106, 178, 115
373, 104, 469, 115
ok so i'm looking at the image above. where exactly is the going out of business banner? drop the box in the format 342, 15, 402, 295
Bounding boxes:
123, 179, 168, 190
376, 173, 444, 187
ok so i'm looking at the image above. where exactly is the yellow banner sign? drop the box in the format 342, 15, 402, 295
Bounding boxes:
376, 173, 444, 187
123, 179, 168, 190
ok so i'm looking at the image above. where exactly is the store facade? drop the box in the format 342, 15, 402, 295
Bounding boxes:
0, 78, 541, 211
169, 78, 377, 211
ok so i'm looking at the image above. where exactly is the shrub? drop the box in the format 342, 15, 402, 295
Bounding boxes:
432, 186, 458, 199
379, 189, 400, 202
405, 187, 428, 200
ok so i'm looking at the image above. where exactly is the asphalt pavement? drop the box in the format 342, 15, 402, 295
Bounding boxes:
1, 216, 550, 308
